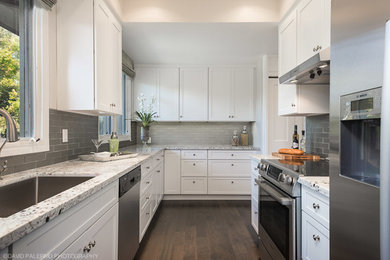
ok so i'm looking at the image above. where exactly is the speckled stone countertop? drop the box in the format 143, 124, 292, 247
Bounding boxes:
0, 144, 260, 250
250, 154, 277, 162
152, 144, 260, 150
0, 146, 164, 250
298, 176, 330, 197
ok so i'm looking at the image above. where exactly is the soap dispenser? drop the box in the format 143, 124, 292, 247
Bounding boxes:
109, 132, 119, 153
240, 126, 248, 146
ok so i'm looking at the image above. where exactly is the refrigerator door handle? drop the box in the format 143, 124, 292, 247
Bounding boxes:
380, 19, 390, 260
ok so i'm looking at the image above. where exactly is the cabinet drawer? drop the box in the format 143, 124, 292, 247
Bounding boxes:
208, 178, 251, 195
251, 174, 259, 199
13, 181, 118, 259
302, 211, 329, 260
251, 197, 259, 234
181, 150, 207, 160
151, 153, 164, 170
181, 160, 207, 177
57, 203, 118, 260
208, 160, 251, 177
208, 150, 253, 160
140, 172, 153, 195
302, 186, 329, 228
140, 200, 151, 242
181, 177, 207, 194
140, 185, 152, 211
141, 160, 153, 177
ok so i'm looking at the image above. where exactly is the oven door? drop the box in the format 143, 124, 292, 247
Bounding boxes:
256, 178, 296, 260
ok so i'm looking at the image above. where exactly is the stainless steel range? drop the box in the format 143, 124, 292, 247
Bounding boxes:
255, 159, 329, 260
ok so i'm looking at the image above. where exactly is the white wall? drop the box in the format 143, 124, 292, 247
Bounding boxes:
120, 0, 284, 22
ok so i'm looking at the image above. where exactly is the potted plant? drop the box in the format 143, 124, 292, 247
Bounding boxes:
135, 94, 156, 144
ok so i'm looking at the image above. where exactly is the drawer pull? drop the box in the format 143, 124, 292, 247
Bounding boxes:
146, 212, 150, 215
193, 154, 196, 156
157, 170, 161, 173
146, 166, 150, 169
157, 158, 160, 161
146, 196, 150, 200
231, 164, 234, 166
231, 181, 234, 184
313, 235, 320, 241
146, 181, 150, 185
193, 163, 196, 166
312, 203, 320, 209
231, 154, 234, 156
255, 211, 258, 215
193, 181, 196, 184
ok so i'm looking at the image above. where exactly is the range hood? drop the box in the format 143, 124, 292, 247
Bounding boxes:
279, 47, 330, 85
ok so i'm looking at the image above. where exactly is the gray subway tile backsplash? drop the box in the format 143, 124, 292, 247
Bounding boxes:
305, 114, 330, 158
2, 109, 136, 176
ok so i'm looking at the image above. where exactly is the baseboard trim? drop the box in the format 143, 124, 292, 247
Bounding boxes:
163, 195, 251, 200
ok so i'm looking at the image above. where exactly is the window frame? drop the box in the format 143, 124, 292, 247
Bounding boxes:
98, 73, 133, 142
0, 4, 50, 157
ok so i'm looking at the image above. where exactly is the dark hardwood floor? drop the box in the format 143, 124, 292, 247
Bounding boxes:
135, 200, 259, 260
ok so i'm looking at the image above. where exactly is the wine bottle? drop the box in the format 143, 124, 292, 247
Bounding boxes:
292, 125, 299, 149
300, 130, 306, 153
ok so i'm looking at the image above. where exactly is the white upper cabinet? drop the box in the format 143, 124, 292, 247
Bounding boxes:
297, 0, 331, 65
232, 68, 254, 121
179, 68, 209, 121
209, 68, 232, 121
133, 67, 179, 121
279, 10, 297, 76
209, 67, 254, 121
278, 84, 329, 116
157, 68, 180, 121
57, 0, 122, 115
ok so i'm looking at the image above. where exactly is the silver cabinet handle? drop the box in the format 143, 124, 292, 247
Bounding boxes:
193, 163, 196, 166
231, 154, 234, 156
193, 181, 196, 184
146, 212, 150, 215
180, 115, 183, 118
232, 115, 234, 118
146, 196, 150, 200
231, 164, 234, 166
231, 181, 234, 184
291, 103, 296, 107
313, 203, 320, 209
254, 211, 258, 215
157, 170, 161, 173
313, 235, 320, 241
146, 181, 150, 184
146, 166, 150, 169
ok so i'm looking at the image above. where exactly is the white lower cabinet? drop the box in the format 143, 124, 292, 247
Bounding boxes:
251, 197, 259, 234
181, 177, 207, 194
301, 185, 329, 260
57, 203, 118, 259
164, 150, 181, 194
208, 178, 250, 195
12, 181, 118, 260
302, 211, 329, 260
139, 152, 164, 242
208, 160, 251, 177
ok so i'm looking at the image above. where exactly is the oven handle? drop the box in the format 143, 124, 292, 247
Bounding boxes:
256, 178, 294, 206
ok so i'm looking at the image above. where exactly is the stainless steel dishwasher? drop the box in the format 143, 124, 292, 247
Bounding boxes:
118, 166, 141, 260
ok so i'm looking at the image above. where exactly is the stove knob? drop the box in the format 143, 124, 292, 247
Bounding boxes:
259, 163, 268, 172
279, 173, 286, 182
286, 176, 294, 185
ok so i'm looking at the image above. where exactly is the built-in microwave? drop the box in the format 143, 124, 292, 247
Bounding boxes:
340, 87, 381, 187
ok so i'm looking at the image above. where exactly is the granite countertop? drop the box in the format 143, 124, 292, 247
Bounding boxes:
298, 176, 330, 197
149, 144, 260, 150
0, 144, 259, 250
250, 154, 278, 161
0, 147, 163, 250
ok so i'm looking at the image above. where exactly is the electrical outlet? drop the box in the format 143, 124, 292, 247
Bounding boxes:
62, 129, 68, 143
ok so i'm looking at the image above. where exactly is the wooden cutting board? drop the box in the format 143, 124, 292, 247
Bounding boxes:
272, 152, 321, 161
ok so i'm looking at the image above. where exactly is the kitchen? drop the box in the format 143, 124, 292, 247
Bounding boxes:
0, 0, 388, 259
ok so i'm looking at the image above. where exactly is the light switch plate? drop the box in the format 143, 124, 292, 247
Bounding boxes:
62, 129, 68, 143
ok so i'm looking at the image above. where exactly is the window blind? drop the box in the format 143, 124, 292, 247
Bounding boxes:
122, 51, 136, 78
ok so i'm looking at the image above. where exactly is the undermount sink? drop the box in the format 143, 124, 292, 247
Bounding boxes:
0, 176, 93, 218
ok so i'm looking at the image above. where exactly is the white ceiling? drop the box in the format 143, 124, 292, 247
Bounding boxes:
122, 23, 278, 65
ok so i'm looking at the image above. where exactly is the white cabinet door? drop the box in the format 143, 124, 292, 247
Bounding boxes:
57, 203, 118, 260
133, 68, 158, 116
251, 197, 259, 234
181, 177, 207, 194
109, 18, 122, 114
164, 150, 181, 194
180, 68, 208, 121
297, 0, 331, 65
94, 0, 112, 113
232, 68, 254, 121
302, 211, 330, 260
209, 68, 232, 121
278, 84, 298, 115
279, 10, 297, 76
158, 68, 179, 121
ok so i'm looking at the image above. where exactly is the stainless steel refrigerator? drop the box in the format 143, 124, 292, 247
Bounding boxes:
330, 0, 390, 259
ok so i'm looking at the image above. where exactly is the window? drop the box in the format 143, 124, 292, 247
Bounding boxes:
0, 0, 50, 156
99, 72, 132, 141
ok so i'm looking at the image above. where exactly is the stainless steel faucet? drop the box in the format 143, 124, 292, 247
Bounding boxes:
0, 109, 19, 179
0, 108, 19, 142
